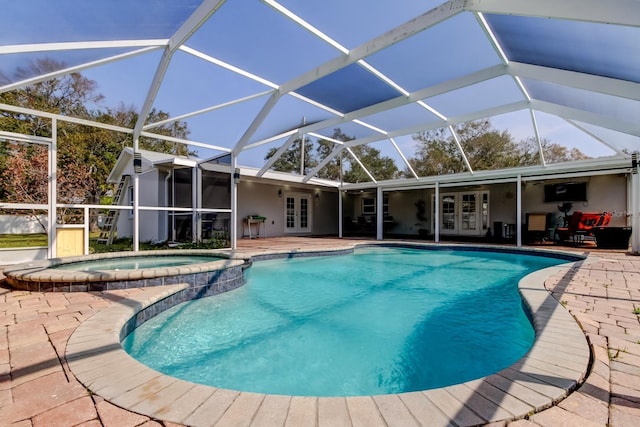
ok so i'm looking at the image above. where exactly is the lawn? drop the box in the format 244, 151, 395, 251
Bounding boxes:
0, 233, 229, 252
0, 233, 47, 248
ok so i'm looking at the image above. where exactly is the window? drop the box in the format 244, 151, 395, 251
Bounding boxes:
482, 192, 489, 230
128, 186, 134, 218
362, 197, 375, 214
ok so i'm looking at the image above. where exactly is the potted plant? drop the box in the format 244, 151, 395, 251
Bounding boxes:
557, 202, 572, 227
415, 200, 429, 238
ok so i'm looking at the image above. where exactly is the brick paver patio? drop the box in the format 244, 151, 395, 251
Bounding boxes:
0, 238, 639, 426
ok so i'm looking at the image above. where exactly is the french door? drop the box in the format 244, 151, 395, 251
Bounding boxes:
437, 191, 488, 236
284, 193, 312, 233
459, 192, 478, 235
440, 194, 457, 234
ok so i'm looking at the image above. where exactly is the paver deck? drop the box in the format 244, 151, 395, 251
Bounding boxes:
1, 237, 639, 426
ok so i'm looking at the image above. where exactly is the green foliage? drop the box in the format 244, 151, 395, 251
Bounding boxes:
88, 237, 228, 253
173, 238, 229, 250
408, 119, 590, 177
0, 233, 48, 248
265, 136, 316, 174
266, 128, 398, 183
0, 58, 192, 212
316, 128, 351, 181
343, 144, 398, 183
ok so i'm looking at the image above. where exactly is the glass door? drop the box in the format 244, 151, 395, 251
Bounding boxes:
284, 193, 312, 233
459, 192, 478, 234
440, 194, 457, 234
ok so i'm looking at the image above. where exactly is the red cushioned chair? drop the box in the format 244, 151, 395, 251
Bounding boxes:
555, 211, 612, 245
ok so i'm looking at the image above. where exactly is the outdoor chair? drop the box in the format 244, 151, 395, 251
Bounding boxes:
554, 211, 612, 245
526, 213, 548, 243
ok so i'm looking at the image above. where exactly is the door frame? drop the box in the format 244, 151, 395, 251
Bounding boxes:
439, 192, 458, 234
433, 190, 490, 236
284, 192, 312, 234
458, 192, 479, 235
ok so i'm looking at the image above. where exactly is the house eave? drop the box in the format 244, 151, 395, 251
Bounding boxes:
342, 156, 632, 191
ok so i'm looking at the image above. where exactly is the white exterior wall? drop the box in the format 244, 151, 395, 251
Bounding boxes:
140, 169, 163, 242
385, 189, 431, 235
378, 174, 628, 237
484, 183, 518, 228
237, 181, 338, 238
522, 174, 628, 227
115, 168, 164, 242
313, 188, 339, 235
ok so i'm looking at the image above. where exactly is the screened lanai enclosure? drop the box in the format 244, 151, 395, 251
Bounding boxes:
1, 0, 640, 261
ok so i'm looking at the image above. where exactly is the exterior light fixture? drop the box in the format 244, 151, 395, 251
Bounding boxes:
133, 152, 142, 174
278, 189, 282, 198
233, 168, 240, 183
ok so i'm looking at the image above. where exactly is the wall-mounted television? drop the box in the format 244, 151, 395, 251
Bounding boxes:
544, 182, 587, 202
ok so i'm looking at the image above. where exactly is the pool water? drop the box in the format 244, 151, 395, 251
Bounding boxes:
122, 247, 567, 396
54, 255, 219, 271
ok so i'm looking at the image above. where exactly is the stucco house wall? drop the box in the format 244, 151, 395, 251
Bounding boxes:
521, 174, 628, 227
237, 181, 338, 238
115, 168, 165, 243
372, 174, 627, 238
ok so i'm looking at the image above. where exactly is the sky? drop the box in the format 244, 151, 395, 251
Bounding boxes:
0, 0, 631, 171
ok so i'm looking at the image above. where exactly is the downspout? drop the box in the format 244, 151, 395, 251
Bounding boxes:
164, 170, 172, 242
435, 182, 440, 243
516, 174, 522, 247
631, 153, 640, 253
376, 186, 383, 240
192, 166, 198, 242
230, 155, 238, 250
48, 119, 57, 258
132, 142, 140, 252
338, 190, 343, 238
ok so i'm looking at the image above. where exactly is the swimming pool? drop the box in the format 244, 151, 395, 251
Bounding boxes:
123, 246, 570, 397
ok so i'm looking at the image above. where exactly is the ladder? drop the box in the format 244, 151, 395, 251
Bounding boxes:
97, 174, 130, 245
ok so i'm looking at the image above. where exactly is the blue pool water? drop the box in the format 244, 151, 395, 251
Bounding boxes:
54, 255, 219, 271
122, 246, 568, 396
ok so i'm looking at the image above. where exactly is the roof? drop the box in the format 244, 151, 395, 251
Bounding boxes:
107, 147, 198, 182
2, 0, 640, 186
109, 147, 339, 189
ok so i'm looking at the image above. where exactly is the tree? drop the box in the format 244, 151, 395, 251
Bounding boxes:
542, 140, 591, 163
264, 136, 315, 174
517, 137, 591, 165
408, 120, 589, 176
409, 127, 466, 176
409, 119, 521, 176
0, 58, 103, 136
0, 59, 193, 229
99, 104, 192, 156
343, 144, 398, 183
315, 129, 352, 181
0, 142, 50, 231
267, 128, 399, 183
